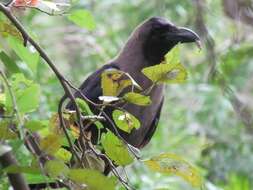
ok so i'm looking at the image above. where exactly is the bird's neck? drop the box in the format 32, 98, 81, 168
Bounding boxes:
111, 35, 163, 89
112, 50, 151, 89
116, 40, 143, 66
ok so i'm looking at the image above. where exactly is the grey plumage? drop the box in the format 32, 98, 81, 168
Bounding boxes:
66, 17, 200, 148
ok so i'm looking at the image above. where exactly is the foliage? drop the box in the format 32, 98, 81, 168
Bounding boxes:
101, 131, 134, 166
112, 109, 140, 133
142, 46, 187, 84
67, 9, 96, 30
144, 153, 202, 187
0, 0, 252, 190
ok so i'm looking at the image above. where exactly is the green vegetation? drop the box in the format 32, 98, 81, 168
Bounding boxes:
0, 0, 253, 190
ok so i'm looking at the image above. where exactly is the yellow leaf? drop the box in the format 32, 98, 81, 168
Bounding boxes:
40, 134, 62, 155
70, 125, 80, 139
0, 22, 22, 40
0, 121, 18, 140
101, 70, 132, 96
144, 153, 202, 187
49, 113, 62, 134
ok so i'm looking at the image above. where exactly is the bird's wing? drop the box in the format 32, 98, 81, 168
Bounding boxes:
66, 63, 164, 149
66, 64, 119, 110
137, 97, 164, 148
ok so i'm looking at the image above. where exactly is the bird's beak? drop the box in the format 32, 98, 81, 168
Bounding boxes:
171, 27, 201, 49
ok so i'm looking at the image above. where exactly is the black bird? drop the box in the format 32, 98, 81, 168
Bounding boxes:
66, 17, 200, 148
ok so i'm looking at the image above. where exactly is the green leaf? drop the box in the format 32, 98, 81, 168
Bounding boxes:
44, 160, 69, 178
0, 121, 18, 140
0, 22, 22, 40
165, 45, 180, 64
5, 74, 40, 113
25, 173, 54, 184
142, 45, 187, 84
8, 139, 23, 152
224, 173, 250, 190
101, 131, 134, 166
0, 51, 21, 74
144, 153, 202, 187
67, 10, 96, 30
4, 165, 41, 174
7, 36, 40, 73
55, 148, 72, 162
76, 98, 93, 115
142, 63, 187, 84
25, 120, 48, 132
76, 98, 104, 129
112, 110, 140, 133
17, 84, 40, 113
68, 169, 116, 190
123, 92, 151, 106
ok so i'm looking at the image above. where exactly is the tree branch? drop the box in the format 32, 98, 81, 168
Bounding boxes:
193, 0, 253, 133
0, 151, 30, 190
0, 2, 87, 164
0, 3, 135, 189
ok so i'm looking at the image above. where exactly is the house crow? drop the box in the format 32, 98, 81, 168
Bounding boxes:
66, 17, 200, 148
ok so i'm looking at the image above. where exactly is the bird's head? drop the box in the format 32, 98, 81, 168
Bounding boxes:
134, 17, 200, 65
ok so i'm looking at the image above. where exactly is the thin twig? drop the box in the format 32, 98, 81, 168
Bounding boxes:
64, 79, 100, 106
58, 96, 83, 166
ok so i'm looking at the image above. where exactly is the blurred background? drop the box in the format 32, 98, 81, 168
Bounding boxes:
1, 0, 253, 189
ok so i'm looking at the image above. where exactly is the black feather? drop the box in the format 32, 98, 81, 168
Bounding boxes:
65, 17, 200, 148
